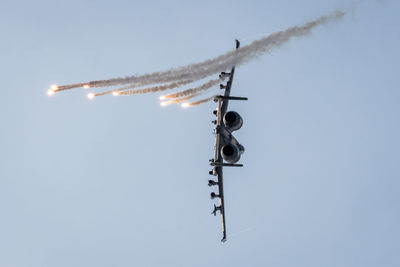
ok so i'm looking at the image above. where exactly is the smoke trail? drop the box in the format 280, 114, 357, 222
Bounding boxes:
163, 79, 219, 99
117, 79, 194, 94
160, 93, 202, 107
172, 93, 200, 103
231, 10, 345, 67
93, 84, 138, 97
118, 80, 193, 96
159, 79, 221, 107
182, 96, 214, 107
53, 83, 88, 92
93, 87, 135, 97
53, 9, 347, 92
94, 80, 194, 97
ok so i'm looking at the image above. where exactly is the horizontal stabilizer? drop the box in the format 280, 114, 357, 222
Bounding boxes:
214, 95, 248, 101
210, 162, 243, 167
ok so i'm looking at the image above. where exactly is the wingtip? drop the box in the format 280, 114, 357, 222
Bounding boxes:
221, 231, 227, 243
235, 39, 240, 49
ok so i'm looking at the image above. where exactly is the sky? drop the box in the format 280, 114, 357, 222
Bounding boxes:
1, 0, 399, 266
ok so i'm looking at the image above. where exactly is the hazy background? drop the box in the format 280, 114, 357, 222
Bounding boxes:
1, 0, 399, 266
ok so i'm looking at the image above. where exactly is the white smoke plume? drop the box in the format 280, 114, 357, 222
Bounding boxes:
52, 9, 348, 93
160, 92, 203, 106
163, 79, 220, 99
172, 93, 201, 103
95, 80, 193, 97
117, 80, 193, 96
183, 96, 215, 107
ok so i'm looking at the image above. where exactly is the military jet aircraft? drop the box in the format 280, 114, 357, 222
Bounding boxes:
208, 40, 247, 242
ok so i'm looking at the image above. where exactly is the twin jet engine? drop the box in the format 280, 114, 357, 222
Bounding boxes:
220, 111, 245, 164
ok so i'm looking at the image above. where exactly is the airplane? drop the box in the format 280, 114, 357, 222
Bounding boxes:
208, 40, 248, 242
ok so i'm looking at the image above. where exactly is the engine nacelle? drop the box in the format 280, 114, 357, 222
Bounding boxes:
223, 111, 243, 132
221, 143, 244, 163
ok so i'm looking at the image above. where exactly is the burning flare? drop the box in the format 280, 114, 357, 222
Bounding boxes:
87, 93, 95, 100
160, 100, 175, 107
47, 89, 55, 96
181, 103, 191, 108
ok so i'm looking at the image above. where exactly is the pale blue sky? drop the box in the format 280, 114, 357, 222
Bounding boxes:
1, 0, 399, 266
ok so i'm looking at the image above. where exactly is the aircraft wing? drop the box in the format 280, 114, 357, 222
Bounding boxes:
211, 97, 227, 242
209, 40, 241, 242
